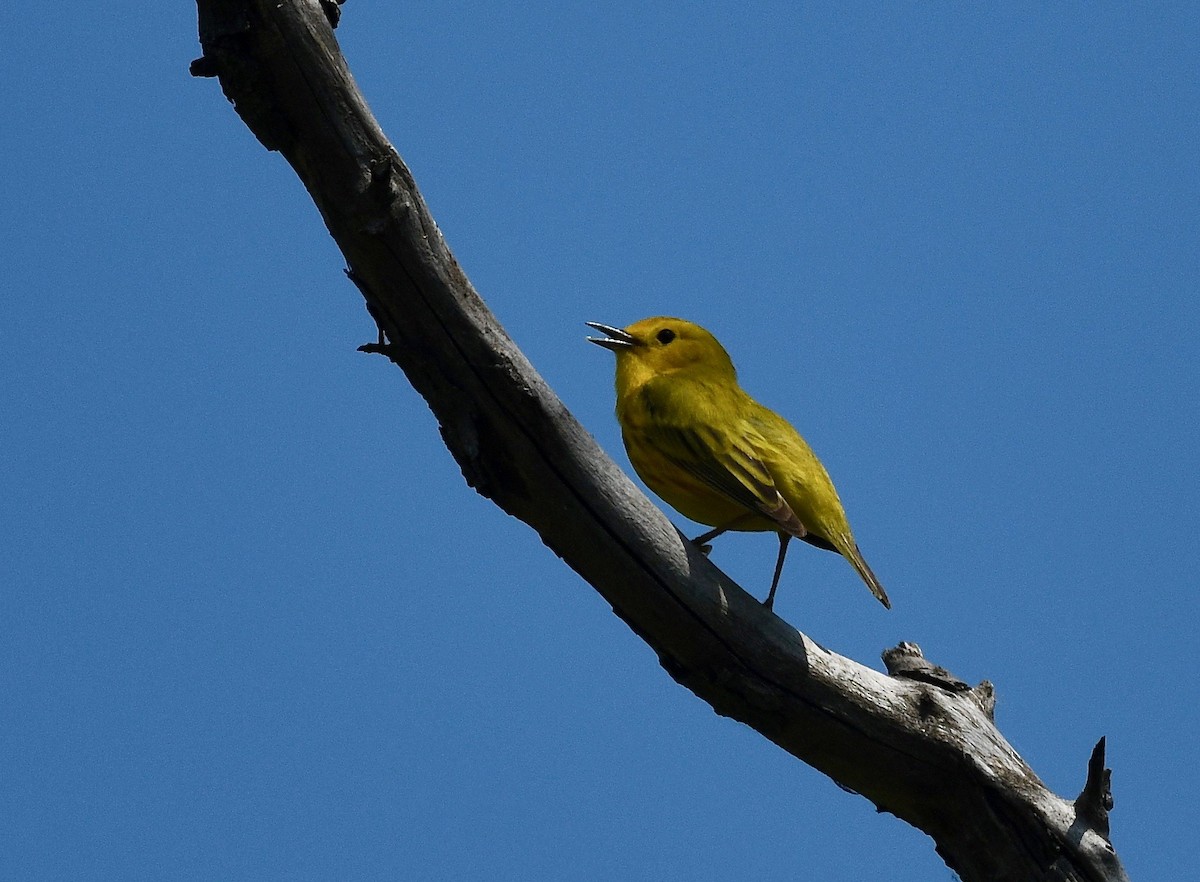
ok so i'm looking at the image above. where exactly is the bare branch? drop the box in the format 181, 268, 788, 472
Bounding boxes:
192, 3, 1129, 880
1075, 738, 1115, 840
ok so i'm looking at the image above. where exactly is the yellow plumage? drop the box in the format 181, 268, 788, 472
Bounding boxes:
587, 316, 889, 610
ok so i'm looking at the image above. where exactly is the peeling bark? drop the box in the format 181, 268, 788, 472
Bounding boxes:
191, 3, 1129, 879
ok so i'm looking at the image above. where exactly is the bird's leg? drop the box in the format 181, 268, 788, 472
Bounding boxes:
692, 513, 760, 554
763, 533, 790, 610
690, 525, 728, 555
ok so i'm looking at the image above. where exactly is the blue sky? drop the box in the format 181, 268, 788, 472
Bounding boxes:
3, 3, 1197, 879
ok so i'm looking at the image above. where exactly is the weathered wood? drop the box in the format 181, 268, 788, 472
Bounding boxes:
192, 3, 1129, 879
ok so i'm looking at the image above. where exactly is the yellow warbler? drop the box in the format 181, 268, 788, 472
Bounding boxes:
587, 317, 889, 610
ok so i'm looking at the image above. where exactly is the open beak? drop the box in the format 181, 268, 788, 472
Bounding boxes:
586, 322, 636, 351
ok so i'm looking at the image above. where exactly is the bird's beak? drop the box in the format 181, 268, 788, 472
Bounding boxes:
586, 322, 636, 351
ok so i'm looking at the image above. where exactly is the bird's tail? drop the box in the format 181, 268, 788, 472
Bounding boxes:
843, 542, 891, 609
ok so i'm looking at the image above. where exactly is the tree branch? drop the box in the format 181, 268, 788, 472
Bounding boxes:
192, 3, 1129, 880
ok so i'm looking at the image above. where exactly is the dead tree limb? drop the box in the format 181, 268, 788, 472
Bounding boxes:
191, 3, 1129, 880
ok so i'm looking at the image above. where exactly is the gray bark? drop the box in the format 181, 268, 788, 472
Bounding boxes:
191, 3, 1129, 880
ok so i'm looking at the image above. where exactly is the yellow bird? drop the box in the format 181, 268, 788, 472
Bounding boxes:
587, 317, 889, 610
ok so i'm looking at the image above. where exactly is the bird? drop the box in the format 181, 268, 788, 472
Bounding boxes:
586, 316, 889, 610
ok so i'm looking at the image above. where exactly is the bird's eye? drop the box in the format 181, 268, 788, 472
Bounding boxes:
656, 328, 677, 345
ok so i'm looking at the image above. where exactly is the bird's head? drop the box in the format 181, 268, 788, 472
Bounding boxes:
586, 317, 737, 389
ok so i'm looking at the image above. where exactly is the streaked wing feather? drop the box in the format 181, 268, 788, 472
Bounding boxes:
648, 423, 808, 538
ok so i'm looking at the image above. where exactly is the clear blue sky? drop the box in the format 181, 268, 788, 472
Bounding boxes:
4, 3, 1197, 879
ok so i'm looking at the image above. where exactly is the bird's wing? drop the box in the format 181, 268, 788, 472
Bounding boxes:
648, 421, 809, 539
